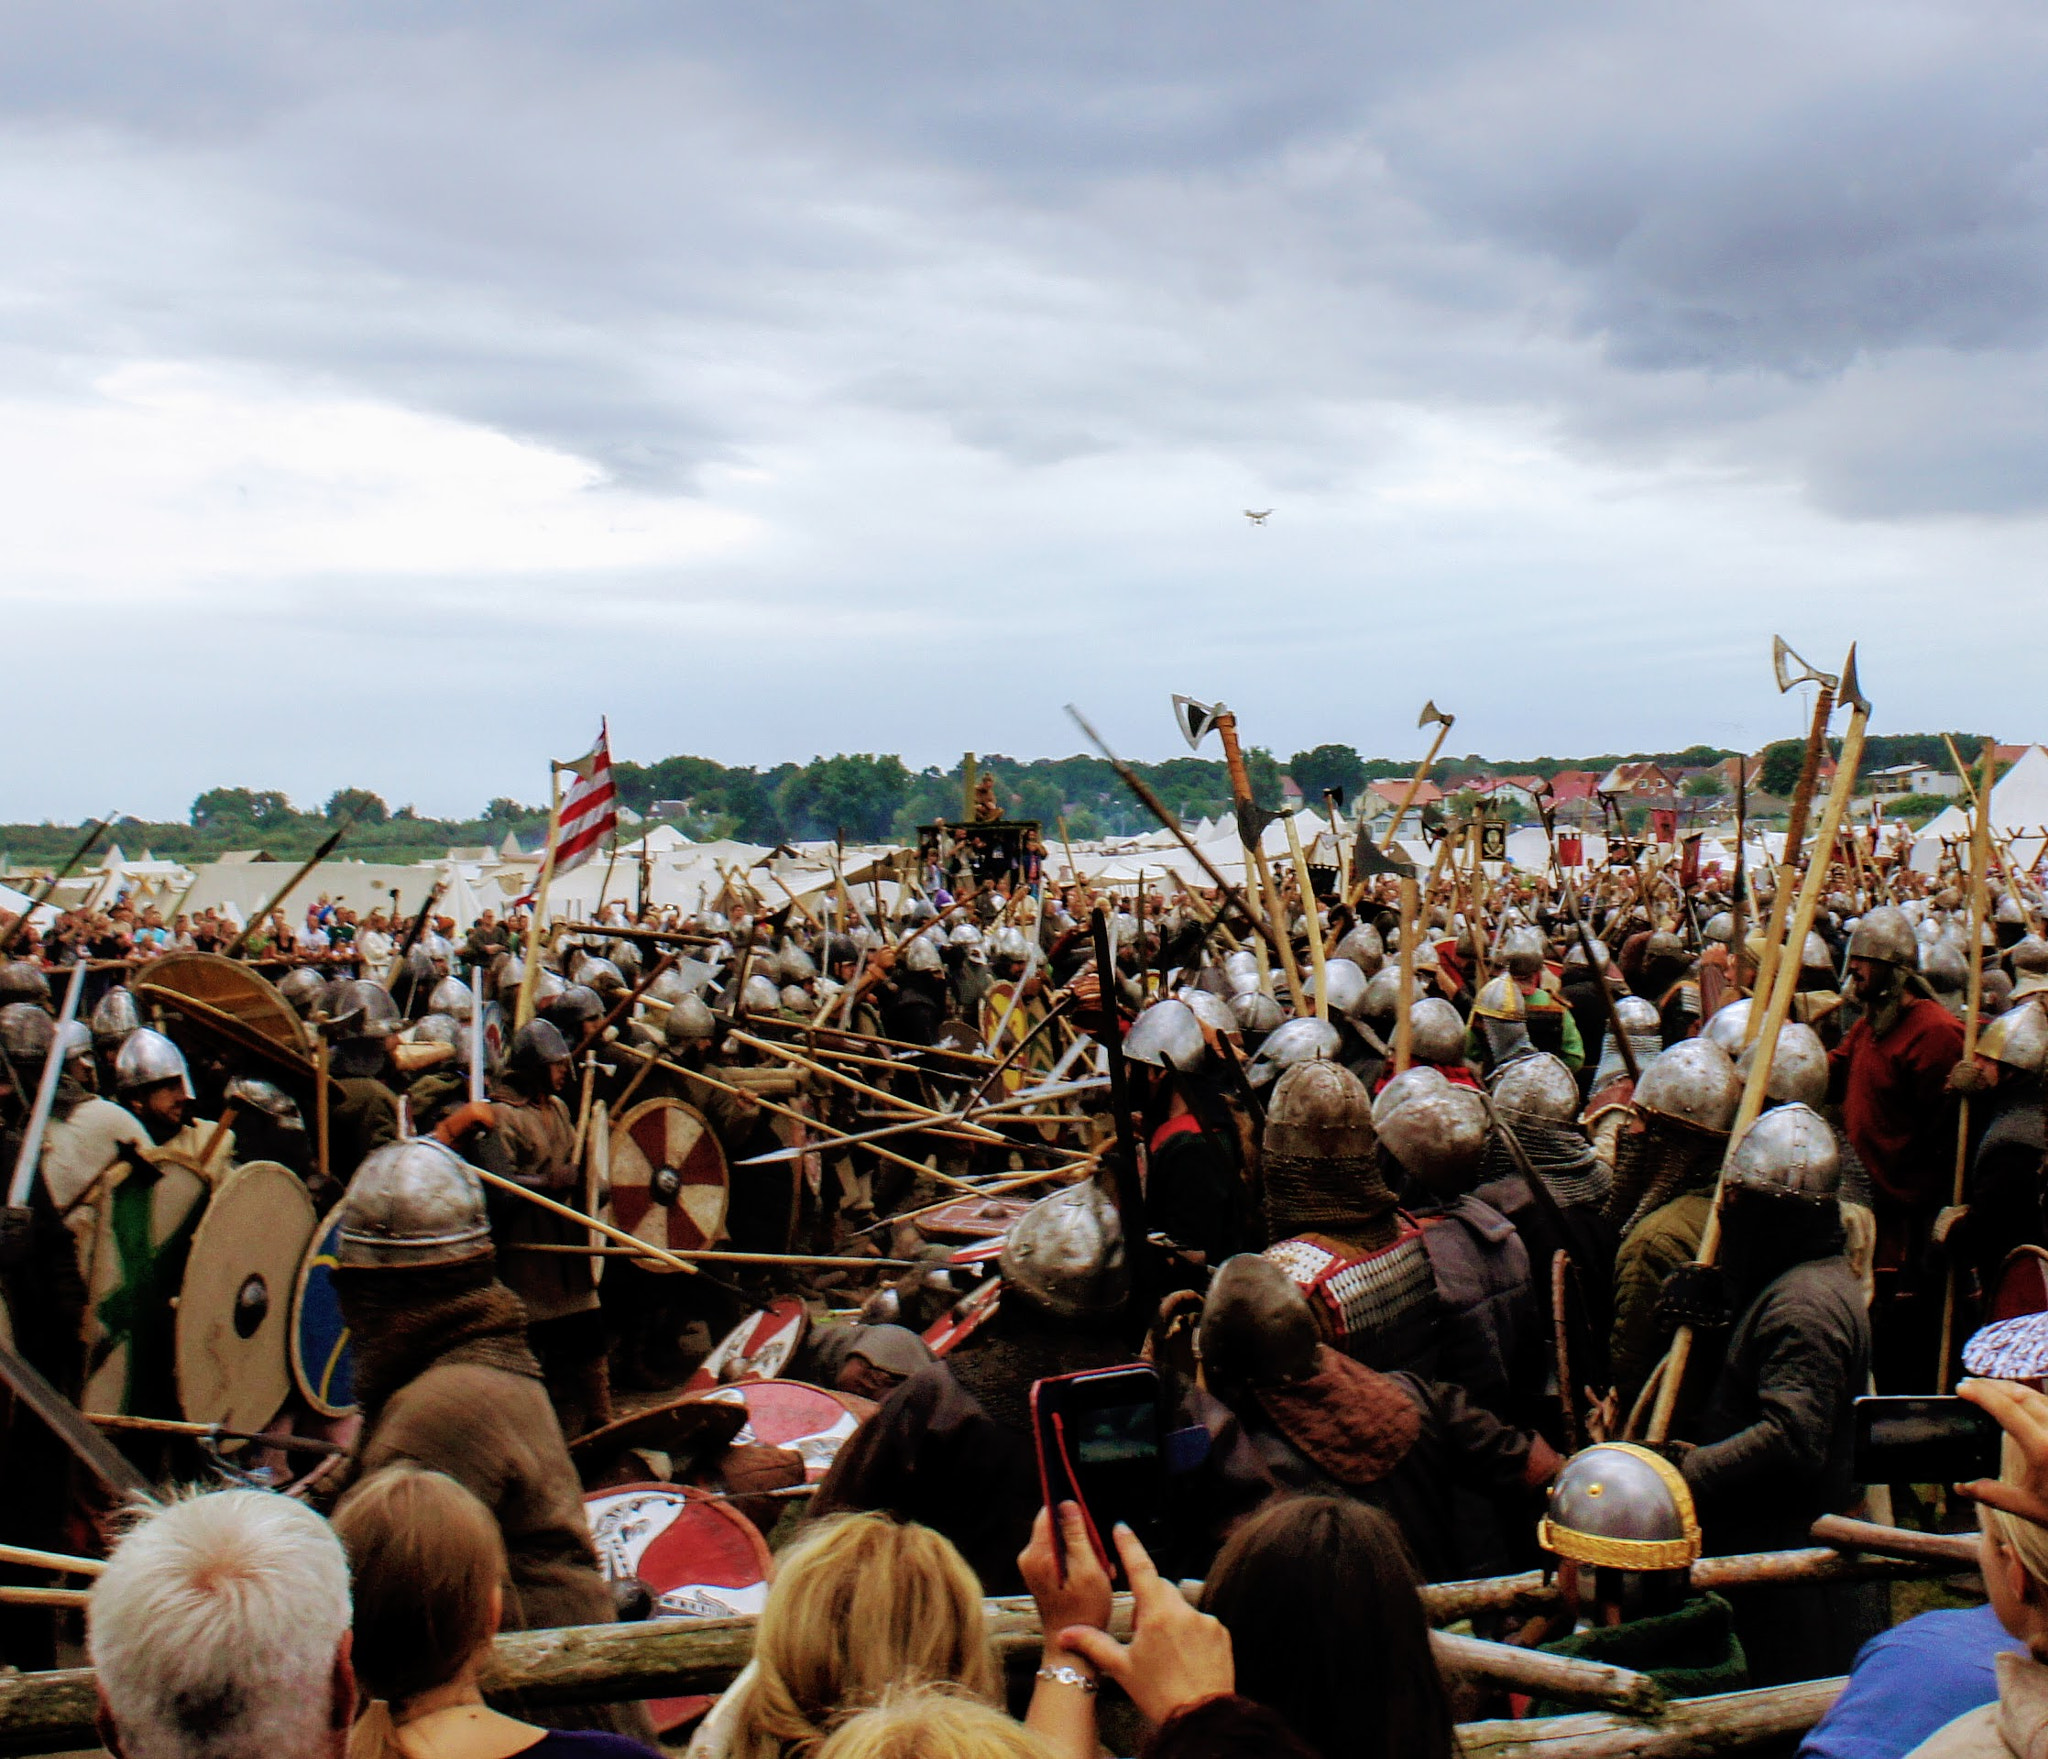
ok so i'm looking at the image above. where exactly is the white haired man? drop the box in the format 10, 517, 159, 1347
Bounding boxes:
89, 1489, 355, 1759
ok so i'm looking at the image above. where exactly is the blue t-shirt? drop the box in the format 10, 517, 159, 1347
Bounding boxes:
520, 1733, 657, 1759
1800, 1604, 2024, 1759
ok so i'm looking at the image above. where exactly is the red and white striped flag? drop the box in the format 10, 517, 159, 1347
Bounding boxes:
553, 721, 618, 877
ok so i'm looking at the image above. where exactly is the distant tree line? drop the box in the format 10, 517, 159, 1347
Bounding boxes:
0, 732, 1998, 870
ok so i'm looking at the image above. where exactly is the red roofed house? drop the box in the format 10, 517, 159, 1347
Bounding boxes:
1547, 770, 1601, 804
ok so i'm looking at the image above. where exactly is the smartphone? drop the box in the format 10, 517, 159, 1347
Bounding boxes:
1853, 1395, 2003, 1485
1031, 1364, 1164, 1587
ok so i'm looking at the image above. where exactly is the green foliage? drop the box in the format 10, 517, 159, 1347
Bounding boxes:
324, 787, 389, 826
1859, 733, 1991, 777
1758, 740, 1804, 797
1287, 743, 1367, 805
776, 753, 914, 841
191, 786, 293, 828
1682, 773, 1723, 798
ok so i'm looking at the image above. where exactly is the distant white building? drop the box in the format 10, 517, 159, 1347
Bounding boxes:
1867, 762, 1963, 798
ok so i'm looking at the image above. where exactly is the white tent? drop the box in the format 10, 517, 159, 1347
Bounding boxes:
1910, 745, 2048, 874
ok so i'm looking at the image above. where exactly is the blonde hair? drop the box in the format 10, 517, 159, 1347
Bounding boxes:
726, 1515, 998, 1759
814, 1688, 1054, 1759
330, 1466, 508, 1759
88, 1488, 352, 1759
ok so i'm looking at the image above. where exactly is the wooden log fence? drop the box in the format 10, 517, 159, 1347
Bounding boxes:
0, 1539, 1960, 1756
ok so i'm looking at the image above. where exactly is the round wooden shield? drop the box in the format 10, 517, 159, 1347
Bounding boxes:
133, 952, 331, 1094
83, 1148, 218, 1418
684, 1298, 809, 1393
289, 1210, 357, 1418
923, 1274, 1003, 1357
583, 1483, 774, 1733
914, 1195, 1035, 1243
604, 1099, 728, 1273
176, 1160, 316, 1433
697, 1378, 874, 1482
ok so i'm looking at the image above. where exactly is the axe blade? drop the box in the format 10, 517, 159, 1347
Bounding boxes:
1418, 699, 1452, 730
1838, 645, 1868, 716
1171, 694, 1222, 752
1772, 635, 1837, 694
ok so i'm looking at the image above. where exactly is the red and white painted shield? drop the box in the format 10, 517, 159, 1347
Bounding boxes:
698, 1379, 874, 1482
684, 1298, 810, 1393
582, 1484, 773, 1732
923, 1273, 1002, 1356
916, 1195, 1034, 1243
604, 1098, 729, 1271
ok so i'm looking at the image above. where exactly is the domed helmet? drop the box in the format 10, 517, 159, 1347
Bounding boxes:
1124, 999, 1207, 1075
1539, 1442, 1702, 1573
1198, 1254, 1319, 1396
740, 973, 783, 1014
1361, 966, 1404, 1024
1920, 941, 1970, 1013
89, 985, 142, 1050
673, 957, 717, 996
1264, 1060, 1375, 1163
778, 944, 818, 986
1724, 1102, 1840, 1205
998, 1180, 1127, 1321
508, 1017, 572, 1078
0, 962, 51, 1008
572, 955, 626, 997
224, 1075, 304, 1130
336, 1139, 492, 1269
1703, 913, 1736, 946
540, 984, 604, 1036
1499, 925, 1547, 980
1644, 930, 1687, 967
1801, 931, 1836, 976
410, 1013, 461, 1048
1702, 998, 1754, 1058
428, 976, 475, 1021
0, 1002, 54, 1066
1372, 1063, 1449, 1130
1489, 1052, 1580, 1124
1227, 990, 1286, 1038
1633, 1039, 1740, 1134
1735, 1021, 1829, 1108
56, 1019, 91, 1064
1594, 994, 1666, 1088
1246, 1016, 1341, 1088
1376, 1085, 1490, 1190
1223, 949, 1263, 997
664, 993, 718, 1048
1177, 987, 1239, 1040
1978, 1000, 2048, 1077
1408, 938, 1442, 976
1313, 959, 1369, 1020
1997, 893, 2028, 927
276, 966, 330, 1017
779, 983, 811, 1012
948, 921, 984, 950
1332, 924, 1385, 972
1562, 938, 1612, 972
1408, 998, 1467, 1067
645, 968, 689, 1009
902, 936, 944, 975
531, 968, 567, 1004
1847, 906, 1917, 967
114, 1027, 192, 1096
325, 979, 401, 1041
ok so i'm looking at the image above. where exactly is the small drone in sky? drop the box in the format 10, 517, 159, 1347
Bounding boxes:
1243, 508, 1272, 525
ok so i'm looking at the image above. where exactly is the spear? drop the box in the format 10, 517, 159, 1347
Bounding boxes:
221, 809, 360, 960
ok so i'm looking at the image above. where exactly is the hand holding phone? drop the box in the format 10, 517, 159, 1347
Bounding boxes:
1853, 1395, 2002, 1486
1018, 1502, 1114, 1643
1031, 1364, 1164, 1587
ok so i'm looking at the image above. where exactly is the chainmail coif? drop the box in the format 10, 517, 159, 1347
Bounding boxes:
1604, 1111, 1729, 1239
1482, 1109, 1612, 1210
1262, 1152, 1399, 1249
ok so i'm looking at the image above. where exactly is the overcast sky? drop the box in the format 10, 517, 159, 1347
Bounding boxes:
3, 2, 2045, 822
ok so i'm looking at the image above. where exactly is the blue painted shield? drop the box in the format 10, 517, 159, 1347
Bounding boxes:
289, 1212, 356, 1417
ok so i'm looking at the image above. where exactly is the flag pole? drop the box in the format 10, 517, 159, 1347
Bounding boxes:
515, 769, 565, 1031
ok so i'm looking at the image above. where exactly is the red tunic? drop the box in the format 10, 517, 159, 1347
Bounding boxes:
1828, 996, 1963, 1259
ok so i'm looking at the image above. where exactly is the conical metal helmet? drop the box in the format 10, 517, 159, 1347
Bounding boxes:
778, 944, 819, 984
999, 1179, 1127, 1320
1539, 1442, 1701, 1571
276, 967, 329, 1017
1979, 1000, 2048, 1076
2013, 936, 2048, 975
1333, 924, 1385, 971
1264, 1059, 1375, 1162
1178, 987, 1239, 1039
1489, 1051, 1580, 1123
1703, 998, 1754, 1057
0, 1002, 54, 1064
1633, 1038, 1740, 1133
1725, 1102, 1840, 1203
1372, 1063, 1449, 1130
664, 993, 718, 1047
1848, 906, 1917, 966
1361, 966, 1404, 1022
1703, 913, 1736, 945
1199, 1254, 1319, 1393
1800, 931, 1836, 974
1408, 998, 1466, 1066
337, 1138, 492, 1269
1593, 993, 1665, 1089
573, 955, 626, 995
0, 961, 50, 1008
741, 974, 783, 1014
1499, 925, 1547, 978
1246, 1016, 1341, 1087
90, 984, 142, 1048
1472, 975, 1526, 1022
1377, 1085, 1490, 1189
1563, 937, 1612, 971
1920, 941, 1969, 999
1124, 1000, 1207, 1073
1736, 1021, 1829, 1108
1223, 949, 1263, 996
114, 1027, 191, 1095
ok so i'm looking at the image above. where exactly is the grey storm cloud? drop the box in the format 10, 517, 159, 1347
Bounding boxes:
0, 1, 2045, 819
